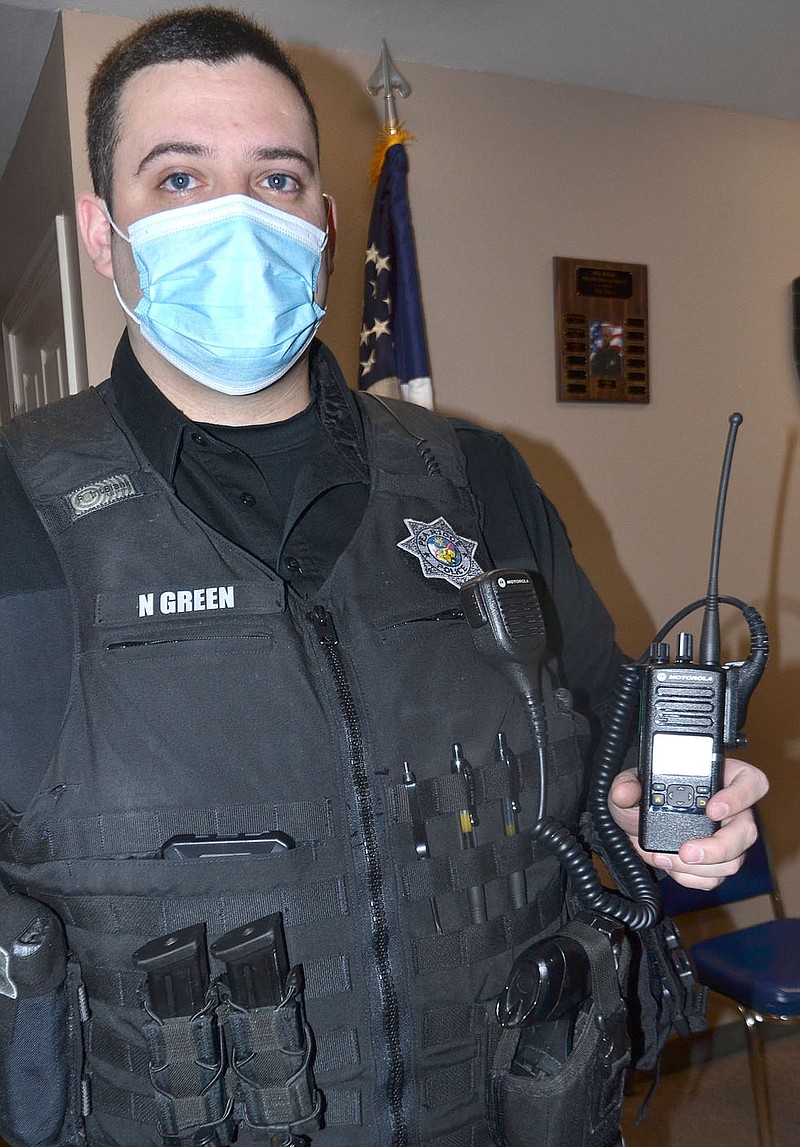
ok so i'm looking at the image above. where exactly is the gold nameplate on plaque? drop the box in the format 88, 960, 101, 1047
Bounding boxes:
554, 257, 649, 404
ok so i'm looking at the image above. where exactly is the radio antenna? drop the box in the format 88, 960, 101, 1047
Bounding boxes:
698, 412, 743, 666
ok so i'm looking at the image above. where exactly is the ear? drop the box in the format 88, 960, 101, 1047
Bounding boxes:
323, 193, 337, 276
76, 193, 115, 280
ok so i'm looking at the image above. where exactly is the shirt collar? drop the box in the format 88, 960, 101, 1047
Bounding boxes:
108, 332, 368, 484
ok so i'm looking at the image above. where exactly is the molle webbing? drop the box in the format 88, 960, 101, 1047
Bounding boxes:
7, 797, 336, 863
89, 1077, 362, 1131
48, 877, 346, 936
400, 834, 543, 902
411, 887, 564, 977
386, 739, 583, 826
84, 953, 353, 1013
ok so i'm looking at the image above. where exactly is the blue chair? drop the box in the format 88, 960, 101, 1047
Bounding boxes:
659, 808, 800, 1147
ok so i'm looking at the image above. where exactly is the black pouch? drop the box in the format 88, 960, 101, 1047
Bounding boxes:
224, 966, 321, 1136
487, 917, 630, 1147
143, 998, 233, 1142
0, 893, 85, 1147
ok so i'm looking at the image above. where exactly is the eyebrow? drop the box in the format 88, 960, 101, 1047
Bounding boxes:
136, 141, 211, 174
251, 145, 315, 173
136, 141, 316, 175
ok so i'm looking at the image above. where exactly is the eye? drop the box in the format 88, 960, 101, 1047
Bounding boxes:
161, 171, 198, 193
263, 172, 300, 193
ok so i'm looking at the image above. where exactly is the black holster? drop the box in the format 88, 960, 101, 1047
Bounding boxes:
488, 917, 630, 1147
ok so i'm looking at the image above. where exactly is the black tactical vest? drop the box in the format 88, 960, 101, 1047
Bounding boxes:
0, 385, 590, 1147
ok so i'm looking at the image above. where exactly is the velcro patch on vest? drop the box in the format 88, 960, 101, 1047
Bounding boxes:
65, 472, 141, 519
137, 584, 236, 618
95, 580, 285, 625
397, 516, 483, 588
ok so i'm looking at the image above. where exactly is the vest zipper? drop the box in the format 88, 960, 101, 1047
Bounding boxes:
308, 603, 407, 1146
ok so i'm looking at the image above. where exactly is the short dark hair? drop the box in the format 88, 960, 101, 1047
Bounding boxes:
86, 6, 319, 206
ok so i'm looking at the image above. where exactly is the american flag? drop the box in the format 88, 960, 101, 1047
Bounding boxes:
358, 136, 433, 408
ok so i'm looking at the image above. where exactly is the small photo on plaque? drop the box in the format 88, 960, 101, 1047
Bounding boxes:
554, 257, 649, 403
589, 321, 624, 378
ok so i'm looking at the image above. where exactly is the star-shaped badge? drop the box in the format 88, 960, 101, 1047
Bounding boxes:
397, 516, 483, 588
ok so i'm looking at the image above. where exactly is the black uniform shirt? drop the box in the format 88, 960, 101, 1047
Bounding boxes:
0, 335, 625, 811
110, 332, 371, 593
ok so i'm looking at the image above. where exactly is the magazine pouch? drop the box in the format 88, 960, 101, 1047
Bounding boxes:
488, 915, 630, 1147
0, 893, 85, 1147
224, 965, 321, 1137
143, 1001, 233, 1142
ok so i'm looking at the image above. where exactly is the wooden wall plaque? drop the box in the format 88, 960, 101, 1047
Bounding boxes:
554, 257, 649, 403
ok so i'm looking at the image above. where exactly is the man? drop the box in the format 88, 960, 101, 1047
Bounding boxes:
0, 8, 766, 1147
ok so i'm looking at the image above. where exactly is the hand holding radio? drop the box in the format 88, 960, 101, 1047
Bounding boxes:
610, 755, 768, 888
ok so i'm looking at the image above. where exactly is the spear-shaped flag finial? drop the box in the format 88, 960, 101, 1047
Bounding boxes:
366, 40, 411, 134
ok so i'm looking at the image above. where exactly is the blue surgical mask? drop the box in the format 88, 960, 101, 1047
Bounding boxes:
107, 194, 328, 394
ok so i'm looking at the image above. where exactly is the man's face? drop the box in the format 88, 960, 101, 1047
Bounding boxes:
106, 55, 330, 313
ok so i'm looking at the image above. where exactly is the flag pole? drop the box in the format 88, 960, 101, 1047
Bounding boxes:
366, 41, 411, 134
360, 42, 433, 408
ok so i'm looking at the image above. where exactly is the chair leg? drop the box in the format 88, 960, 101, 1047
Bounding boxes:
742, 1007, 773, 1147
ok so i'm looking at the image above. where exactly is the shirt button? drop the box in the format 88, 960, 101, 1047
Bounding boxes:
239, 491, 257, 507
191, 432, 205, 446
285, 556, 302, 573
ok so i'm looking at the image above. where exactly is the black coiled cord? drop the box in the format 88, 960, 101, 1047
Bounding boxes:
519, 667, 661, 931
584, 661, 662, 929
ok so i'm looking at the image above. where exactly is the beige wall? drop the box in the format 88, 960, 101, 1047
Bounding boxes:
48, 12, 800, 918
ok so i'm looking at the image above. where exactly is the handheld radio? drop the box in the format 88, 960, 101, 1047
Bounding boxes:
638, 413, 768, 853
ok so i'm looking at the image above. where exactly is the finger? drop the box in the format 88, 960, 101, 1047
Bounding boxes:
609, 768, 641, 809
677, 808, 759, 866
656, 860, 741, 892
706, 759, 769, 822
644, 840, 746, 885
608, 771, 643, 836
